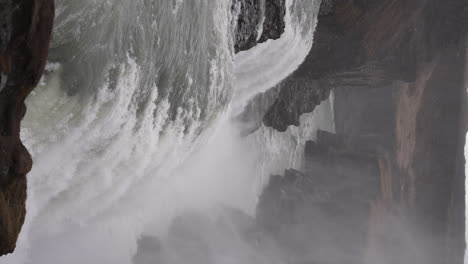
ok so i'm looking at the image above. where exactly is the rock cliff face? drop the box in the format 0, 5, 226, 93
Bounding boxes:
1, 0, 465, 261
233, 0, 286, 53
251, 0, 467, 263
262, 0, 468, 131
257, 131, 380, 264
0, 0, 54, 255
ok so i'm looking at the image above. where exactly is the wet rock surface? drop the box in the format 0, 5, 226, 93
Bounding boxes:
257, 0, 286, 43
0, 0, 54, 255
233, 0, 286, 53
242, 0, 467, 263
262, 0, 468, 131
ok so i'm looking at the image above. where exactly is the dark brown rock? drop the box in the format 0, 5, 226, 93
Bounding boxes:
0, 0, 54, 255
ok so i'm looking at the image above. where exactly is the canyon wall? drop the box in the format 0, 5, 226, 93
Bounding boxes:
253, 1, 468, 263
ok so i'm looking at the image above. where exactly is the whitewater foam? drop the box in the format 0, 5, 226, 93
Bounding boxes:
233, 0, 321, 114
4, 0, 326, 263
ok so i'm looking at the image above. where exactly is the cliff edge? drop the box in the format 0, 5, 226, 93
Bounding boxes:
0, 0, 54, 255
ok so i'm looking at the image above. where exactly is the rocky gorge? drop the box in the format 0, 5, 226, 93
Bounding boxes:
244, 0, 468, 263
134, 1, 468, 264
0, 0, 288, 255
0, 0, 467, 263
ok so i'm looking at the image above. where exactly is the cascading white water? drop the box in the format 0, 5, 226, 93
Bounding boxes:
1, 0, 331, 263
233, 0, 321, 114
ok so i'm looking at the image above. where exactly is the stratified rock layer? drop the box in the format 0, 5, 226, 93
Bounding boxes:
0, 0, 54, 254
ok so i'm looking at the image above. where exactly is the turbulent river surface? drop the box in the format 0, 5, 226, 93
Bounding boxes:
2, 0, 334, 263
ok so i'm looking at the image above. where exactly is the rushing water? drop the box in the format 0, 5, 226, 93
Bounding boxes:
2, 0, 332, 263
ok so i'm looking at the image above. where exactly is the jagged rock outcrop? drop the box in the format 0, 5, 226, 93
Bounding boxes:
257, 0, 285, 43
233, 0, 286, 53
250, 0, 468, 263
262, 78, 331, 132
262, 0, 468, 131
257, 130, 380, 264
233, 0, 262, 52
0, 0, 54, 255
254, 69, 467, 264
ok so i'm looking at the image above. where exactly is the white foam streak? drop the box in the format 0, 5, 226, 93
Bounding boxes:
5, 0, 327, 263
233, 0, 320, 114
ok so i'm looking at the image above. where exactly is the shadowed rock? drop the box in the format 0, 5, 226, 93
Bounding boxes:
262, 0, 468, 131
244, 1, 468, 263
257, 131, 380, 264
0, 0, 54, 254
233, 0, 286, 53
